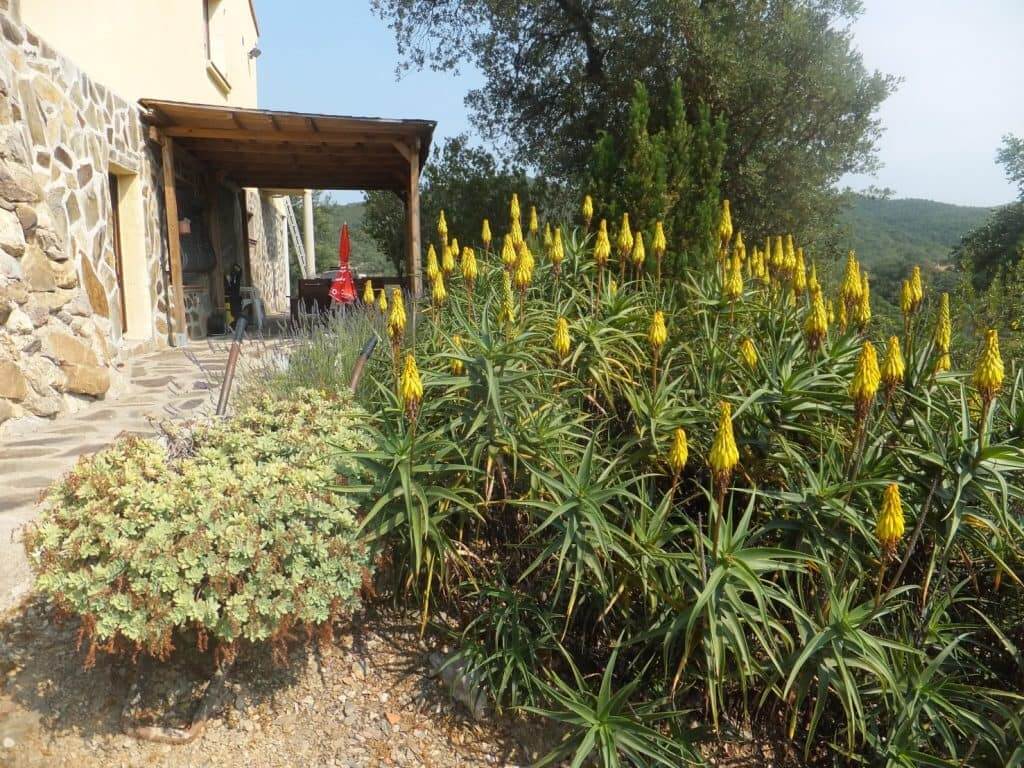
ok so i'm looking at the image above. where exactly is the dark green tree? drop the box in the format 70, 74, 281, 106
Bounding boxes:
587, 79, 725, 272
371, 0, 896, 244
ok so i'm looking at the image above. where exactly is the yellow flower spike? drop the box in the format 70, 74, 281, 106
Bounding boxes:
399, 353, 423, 417
648, 310, 668, 353
734, 231, 746, 262
900, 280, 913, 317
724, 255, 743, 302
838, 298, 848, 333
510, 193, 521, 225
808, 262, 820, 295
668, 427, 689, 475
827, 299, 836, 325
768, 236, 782, 272
709, 401, 740, 481
910, 266, 924, 310
740, 337, 758, 369
377, 288, 388, 314
514, 255, 533, 291
840, 251, 862, 308
499, 272, 516, 326
793, 249, 807, 297
442, 243, 456, 276
593, 219, 611, 266
617, 213, 634, 260
935, 292, 952, 353
652, 221, 667, 257
451, 237, 459, 259
804, 290, 829, 351
501, 234, 517, 268
551, 227, 565, 275
529, 206, 539, 236
543, 222, 553, 250
973, 329, 1004, 402
855, 271, 872, 329
581, 194, 594, 228
510, 216, 524, 246
876, 483, 905, 554
481, 218, 492, 249
783, 234, 796, 274
880, 336, 906, 391
553, 316, 571, 359
437, 209, 448, 245
425, 244, 440, 282
631, 231, 646, 269
431, 272, 448, 305
718, 199, 733, 246
935, 353, 952, 373
461, 246, 478, 285
608, 278, 618, 296
450, 335, 466, 376
850, 340, 881, 420
362, 279, 375, 305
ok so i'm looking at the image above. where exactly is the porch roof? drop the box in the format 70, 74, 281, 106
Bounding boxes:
138, 99, 435, 191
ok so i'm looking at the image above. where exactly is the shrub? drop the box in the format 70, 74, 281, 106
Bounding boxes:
24, 389, 375, 665
359, 200, 1024, 765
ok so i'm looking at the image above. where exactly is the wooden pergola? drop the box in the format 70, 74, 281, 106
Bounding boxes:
139, 99, 435, 341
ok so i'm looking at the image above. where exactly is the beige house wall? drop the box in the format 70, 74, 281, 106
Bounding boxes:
18, 0, 259, 107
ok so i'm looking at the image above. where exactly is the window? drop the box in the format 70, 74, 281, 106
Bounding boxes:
203, 0, 230, 92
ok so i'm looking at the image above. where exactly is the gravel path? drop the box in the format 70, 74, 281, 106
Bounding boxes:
0, 601, 543, 767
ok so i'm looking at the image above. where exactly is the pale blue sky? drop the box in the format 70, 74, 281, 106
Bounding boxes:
256, 0, 1024, 207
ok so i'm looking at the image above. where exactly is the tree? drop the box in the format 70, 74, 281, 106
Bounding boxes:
364, 135, 570, 274
588, 79, 726, 271
371, 0, 896, 243
954, 135, 1024, 290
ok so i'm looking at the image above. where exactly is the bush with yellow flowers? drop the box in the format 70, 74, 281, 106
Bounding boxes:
354, 196, 1024, 767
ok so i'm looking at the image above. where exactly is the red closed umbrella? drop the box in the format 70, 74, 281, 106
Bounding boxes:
329, 223, 357, 304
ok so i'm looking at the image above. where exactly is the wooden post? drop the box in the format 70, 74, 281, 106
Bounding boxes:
205, 178, 226, 332
405, 139, 422, 297
161, 135, 188, 346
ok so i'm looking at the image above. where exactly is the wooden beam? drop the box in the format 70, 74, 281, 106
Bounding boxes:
160, 135, 188, 346
147, 125, 164, 145
406, 138, 422, 297
391, 140, 412, 163
163, 126, 413, 143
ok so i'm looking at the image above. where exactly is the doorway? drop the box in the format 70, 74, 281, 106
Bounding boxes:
108, 165, 153, 341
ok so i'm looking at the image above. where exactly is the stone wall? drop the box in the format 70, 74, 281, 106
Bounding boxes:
0, 8, 170, 433
247, 190, 289, 316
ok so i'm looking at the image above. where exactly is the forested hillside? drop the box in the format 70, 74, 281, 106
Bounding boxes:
835, 193, 992, 311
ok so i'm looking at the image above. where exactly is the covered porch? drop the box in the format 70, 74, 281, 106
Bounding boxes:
139, 99, 434, 345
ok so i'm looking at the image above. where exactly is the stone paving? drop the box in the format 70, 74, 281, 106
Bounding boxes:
0, 340, 251, 612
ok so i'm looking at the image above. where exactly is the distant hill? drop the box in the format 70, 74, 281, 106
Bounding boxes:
837, 194, 993, 309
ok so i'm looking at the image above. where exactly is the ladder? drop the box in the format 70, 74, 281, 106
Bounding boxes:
285, 197, 310, 279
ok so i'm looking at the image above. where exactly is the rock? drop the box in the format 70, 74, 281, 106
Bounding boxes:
2, 736, 13, 749
0, 159, 40, 202
62, 363, 108, 396
51, 259, 77, 289
0, 398, 13, 425
65, 292, 91, 316
22, 296, 50, 327
21, 244, 56, 291
23, 389, 61, 417
80, 255, 109, 318
40, 328, 98, 366
5, 306, 32, 333
2, 281, 28, 304
0, 250, 22, 279
14, 204, 37, 234
0, 360, 28, 400
24, 356, 64, 393
36, 227, 65, 261
30, 288, 74, 312
0, 207, 25, 257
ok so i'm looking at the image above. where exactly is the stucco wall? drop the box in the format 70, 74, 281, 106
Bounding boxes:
18, 0, 259, 107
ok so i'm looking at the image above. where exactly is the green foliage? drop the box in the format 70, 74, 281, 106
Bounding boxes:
290, 194, 391, 282
364, 135, 569, 274
372, 0, 896, 243
24, 390, 375, 662
357, 208, 1024, 764
589, 80, 726, 272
